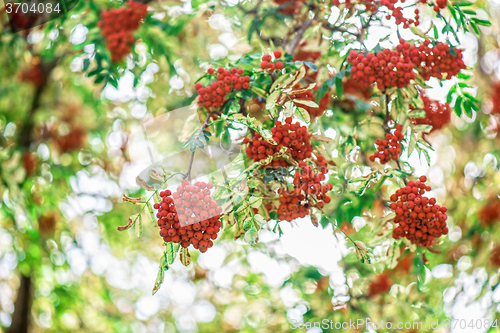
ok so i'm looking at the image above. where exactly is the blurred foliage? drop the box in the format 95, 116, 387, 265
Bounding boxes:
1, 0, 500, 333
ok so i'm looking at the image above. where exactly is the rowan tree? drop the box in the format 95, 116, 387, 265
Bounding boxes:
1, 0, 500, 332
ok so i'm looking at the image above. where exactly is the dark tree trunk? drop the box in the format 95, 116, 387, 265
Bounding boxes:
8, 274, 32, 333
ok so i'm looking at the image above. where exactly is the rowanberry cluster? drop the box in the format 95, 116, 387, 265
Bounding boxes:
155, 181, 222, 253
260, 50, 284, 72
273, 0, 306, 15
367, 272, 392, 296
8, 10, 38, 33
491, 246, 500, 267
347, 49, 416, 91
294, 43, 322, 63
478, 199, 500, 228
22, 151, 38, 177
409, 39, 466, 81
55, 126, 86, 153
391, 176, 449, 247
410, 93, 451, 132
332, 0, 377, 11
369, 124, 404, 164
243, 117, 313, 167
277, 157, 332, 221
276, 191, 311, 222
289, 84, 330, 117
195, 67, 250, 112
393, 250, 414, 275
381, 0, 420, 28
20, 64, 46, 87
490, 82, 500, 115
98, 1, 148, 63
343, 77, 373, 100
38, 212, 57, 236
431, 0, 448, 12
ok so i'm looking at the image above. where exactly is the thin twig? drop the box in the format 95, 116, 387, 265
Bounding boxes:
236, 0, 264, 15
287, 19, 313, 55
383, 94, 391, 132
183, 111, 218, 181
395, 160, 408, 185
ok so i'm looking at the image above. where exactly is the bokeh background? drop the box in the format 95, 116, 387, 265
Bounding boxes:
1, 0, 500, 332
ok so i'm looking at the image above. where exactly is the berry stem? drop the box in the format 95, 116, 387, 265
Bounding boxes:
312, 197, 359, 248
287, 19, 313, 55
384, 93, 391, 131
395, 160, 408, 185
184, 111, 219, 181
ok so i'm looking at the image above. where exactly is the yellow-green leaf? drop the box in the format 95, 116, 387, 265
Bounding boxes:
179, 248, 191, 266
295, 107, 311, 123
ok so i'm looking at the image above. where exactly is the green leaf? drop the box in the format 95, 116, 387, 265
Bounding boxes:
462, 100, 473, 117
179, 248, 191, 266
351, 173, 376, 196
410, 26, 428, 38
250, 86, 267, 98
82, 58, 90, 71
471, 18, 491, 26
135, 214, 143, 237
421, 148, 431, 166
244, 225, 259, 246
413, 124, 433, 133
454, 96, 463, 117
294, 99, 318, 108
94, 74, 107, 84
415, 255, 431, 286
463, 92, 479, 103
387, 243, 401, 269
408, 131, 417, 158
395, 90, 406, 113
406, 84, 418, 98
449, 46, 457, 57
152, 252, 170, 295
408, 110, 427, 118
295, 107, 311, 123
354, 241, 371, 264
469, 21, 480, 35
242, 217, 253, 232
304, 61, 318, 71
266, 91, 280, 110
283, 101, 295, 117
335, 76, 343, 99
324, 76, 335, 88
271, 73, 292, 92
446, 85, 457, 104
461, 9, 476, 15
136, 176, 155, 191
166, 242, 180, 265
117, 214, 139, 232
248, 17, 261, 43
253, 214, 266, 225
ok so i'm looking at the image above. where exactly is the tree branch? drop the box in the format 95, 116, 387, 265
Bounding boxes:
287, 19, 313, 55
8, 274, 32, 333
